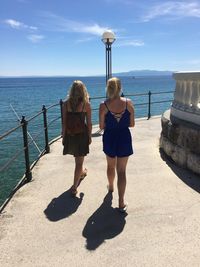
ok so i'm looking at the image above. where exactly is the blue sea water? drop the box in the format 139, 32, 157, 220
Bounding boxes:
0, 76, 175, 206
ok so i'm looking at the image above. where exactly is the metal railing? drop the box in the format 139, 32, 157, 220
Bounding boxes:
0, 90, 174, 210
90, 90, 174, 120
0, 100, 63, 211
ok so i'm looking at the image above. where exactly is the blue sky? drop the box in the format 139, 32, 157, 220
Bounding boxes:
1, 0, 200, 76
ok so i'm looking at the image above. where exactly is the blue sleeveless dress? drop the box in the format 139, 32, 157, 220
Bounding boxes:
103, 100, 133, 157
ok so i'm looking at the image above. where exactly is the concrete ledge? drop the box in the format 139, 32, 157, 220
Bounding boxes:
171, 106, 200, 126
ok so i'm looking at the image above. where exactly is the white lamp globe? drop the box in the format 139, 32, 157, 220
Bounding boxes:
102, 30, 116, 44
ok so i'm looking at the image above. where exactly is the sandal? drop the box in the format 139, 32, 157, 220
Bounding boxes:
77, 168, 88, 187
80, 168, 87, 180
118, 203, 128, 213
70, 186, 77, 197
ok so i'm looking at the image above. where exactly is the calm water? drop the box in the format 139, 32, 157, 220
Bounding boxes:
0, 76, 175, 206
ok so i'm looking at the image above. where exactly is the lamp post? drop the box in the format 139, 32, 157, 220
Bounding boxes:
102, 30, 116, 84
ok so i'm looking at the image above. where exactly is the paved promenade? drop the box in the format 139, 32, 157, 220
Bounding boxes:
1, 117, 200, 267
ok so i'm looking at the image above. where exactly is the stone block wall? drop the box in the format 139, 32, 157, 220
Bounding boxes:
160, 111, 200, 175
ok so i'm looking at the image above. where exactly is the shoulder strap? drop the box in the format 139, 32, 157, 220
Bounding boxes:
104, 101, 110, 111
126, 98, 128, 109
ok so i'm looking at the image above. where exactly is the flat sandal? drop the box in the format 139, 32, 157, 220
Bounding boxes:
70, 186, 77, 197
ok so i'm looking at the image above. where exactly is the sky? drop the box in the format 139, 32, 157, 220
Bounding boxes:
1, 0, 200, 76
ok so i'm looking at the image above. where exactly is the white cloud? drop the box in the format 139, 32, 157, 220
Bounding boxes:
39, 11, 114, 36
4, 19, 38, 30
82, 24, 109, 36
142, 1, 200, 22
188, 59, 200, 65
75, 37, 95, 43
29, 26, 38, 30
115, 38, 144, 47
27, 34, 45, 43
174, 59, 200, 65
4, 19, 24, 29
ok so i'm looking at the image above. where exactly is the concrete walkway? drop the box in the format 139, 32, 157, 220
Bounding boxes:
1, 117, 200, 267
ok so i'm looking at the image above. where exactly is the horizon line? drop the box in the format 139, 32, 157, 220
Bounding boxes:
0, 70, 174, 78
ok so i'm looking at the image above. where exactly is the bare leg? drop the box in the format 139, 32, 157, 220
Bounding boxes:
106, 155, 116, 192
116, 157, 129, 208
73, 156, 85, 189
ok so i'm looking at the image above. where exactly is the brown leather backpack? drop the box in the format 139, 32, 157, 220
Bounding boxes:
63, 101, 86, 135
65, 112, 86, 135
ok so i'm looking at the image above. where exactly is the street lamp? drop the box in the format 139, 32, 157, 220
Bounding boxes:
102, 30, 116, 84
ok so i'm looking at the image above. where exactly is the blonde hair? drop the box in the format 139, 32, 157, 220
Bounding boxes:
68, 80, 89, 110
106, 77, 121, 99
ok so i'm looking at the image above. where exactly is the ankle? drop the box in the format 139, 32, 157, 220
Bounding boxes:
119, 199, 125, 208
107, 184, 114, 192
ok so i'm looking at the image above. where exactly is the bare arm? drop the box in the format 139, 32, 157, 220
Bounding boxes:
99, 102, 106, 130
85, 102, 92, 144
62, 101, 67, 144
127, 99, 135, 127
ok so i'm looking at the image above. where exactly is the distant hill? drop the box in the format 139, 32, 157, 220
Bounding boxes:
113, 70, 173, 77
0, 70, 174, 78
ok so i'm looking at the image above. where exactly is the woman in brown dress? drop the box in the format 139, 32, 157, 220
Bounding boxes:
62, 80, 92, 196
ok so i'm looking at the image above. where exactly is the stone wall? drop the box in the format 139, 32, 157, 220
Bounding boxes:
160, 110, 200, 175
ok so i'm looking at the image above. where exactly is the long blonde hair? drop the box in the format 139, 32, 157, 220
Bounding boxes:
106, 77, 121, 99
68, 80, 89, 110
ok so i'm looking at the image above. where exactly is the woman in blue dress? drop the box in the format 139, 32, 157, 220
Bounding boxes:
99, 77, 135, 212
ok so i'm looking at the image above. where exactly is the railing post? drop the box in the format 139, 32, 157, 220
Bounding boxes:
148, 90, 152, 119
21, 116, 32, 182
42, 105, 50, 153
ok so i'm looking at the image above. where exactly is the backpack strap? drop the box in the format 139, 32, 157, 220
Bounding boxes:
81, 103, 85, 112
65, 101, 70, 112
66, 101, 86, 113
79, 103, 86, 125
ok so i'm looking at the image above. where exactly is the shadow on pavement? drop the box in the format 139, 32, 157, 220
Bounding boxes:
82, 192, 127, 251
160, 148, 200, 193
44, 189, 84, 221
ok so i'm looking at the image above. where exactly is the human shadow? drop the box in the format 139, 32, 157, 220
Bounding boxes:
160, 148, 200, 193
44, 189, 84, 222
91, 130, 103, 137
82, 192, 127, 250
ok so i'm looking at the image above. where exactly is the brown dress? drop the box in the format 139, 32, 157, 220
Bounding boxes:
63, 109, 89, 157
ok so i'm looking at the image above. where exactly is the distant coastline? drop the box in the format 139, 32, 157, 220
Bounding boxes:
0, 70, 174, 79
114, 70, 173, 77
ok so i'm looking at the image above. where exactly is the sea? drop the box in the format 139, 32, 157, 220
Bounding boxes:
0, 75, 175, 207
